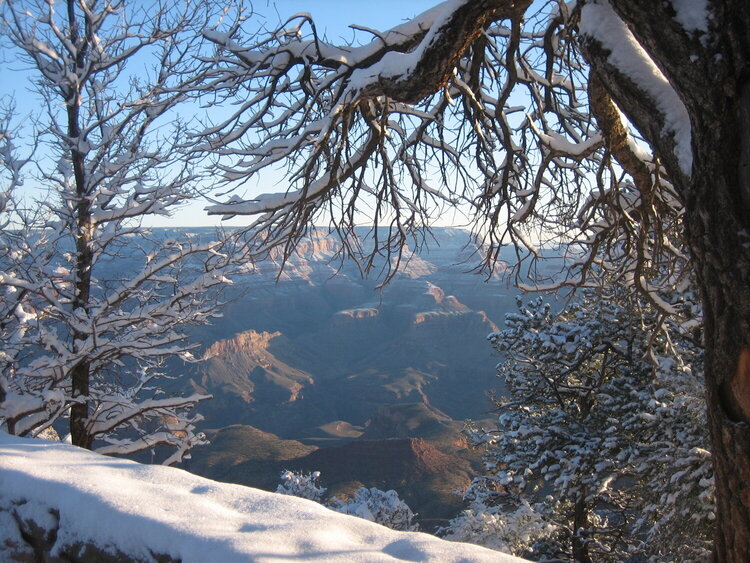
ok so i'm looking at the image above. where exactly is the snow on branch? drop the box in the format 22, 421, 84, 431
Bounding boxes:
579, 0, 692, 178
196, 0, 689, 309
0, 0, 251, 460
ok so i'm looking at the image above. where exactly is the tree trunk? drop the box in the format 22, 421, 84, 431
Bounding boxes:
680, 7, 750, 559
571, 493, 592, 563
66, 0, 94, 449
69, 361, 92, 449
685, 83, 750, 562
580, 2, 750, 559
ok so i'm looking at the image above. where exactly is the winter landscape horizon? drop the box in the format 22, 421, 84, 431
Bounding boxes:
1, 0, 729, 561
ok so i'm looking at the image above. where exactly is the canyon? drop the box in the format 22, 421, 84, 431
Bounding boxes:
159, 227, 560, 529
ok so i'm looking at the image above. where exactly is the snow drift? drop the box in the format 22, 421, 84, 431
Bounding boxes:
0, 433, 524, 562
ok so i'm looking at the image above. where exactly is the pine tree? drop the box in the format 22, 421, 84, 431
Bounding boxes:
459, 286, 712, 561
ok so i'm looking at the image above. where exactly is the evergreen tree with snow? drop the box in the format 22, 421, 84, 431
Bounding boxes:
276, 471, 327, 503
275, 470, 418, 532
459, 286, 712, 562
441, 490, 555, 557
330, 487, 419, 532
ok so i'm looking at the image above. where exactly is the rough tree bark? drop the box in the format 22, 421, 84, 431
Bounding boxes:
580, 1, 750, 560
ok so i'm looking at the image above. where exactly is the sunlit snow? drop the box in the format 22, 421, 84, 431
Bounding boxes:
579, 1, 693, 176
0, 433, 524, 562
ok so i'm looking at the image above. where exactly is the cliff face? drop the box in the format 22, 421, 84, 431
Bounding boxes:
361, 403, 455, 441
186, 329, 315, 426
202, 330, 281, 358
333, 307, 379, 324
295, 438, 456, 484
282, 233, 339, 258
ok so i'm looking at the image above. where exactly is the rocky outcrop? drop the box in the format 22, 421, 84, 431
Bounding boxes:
4, 500, 177, 563
186, 330, 315, 428
442, 295, 470, 312
333, 307, 379, 322
284, 234, 338, 258
424, 282, 445, 303
362, 403, 455, 441
393, 251, 437, 279
202, 330, 281, 359
186, 425, 317, 483
411, 310, 498, 334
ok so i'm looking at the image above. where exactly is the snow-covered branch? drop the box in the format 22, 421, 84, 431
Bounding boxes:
0, 0, 248, 461
197, 0, 689, 302
466, 286, 712, 560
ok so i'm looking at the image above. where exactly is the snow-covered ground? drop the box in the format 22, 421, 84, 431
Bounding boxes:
0, 433, 524, 562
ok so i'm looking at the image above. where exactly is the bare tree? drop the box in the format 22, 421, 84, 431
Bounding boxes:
199, 1, 750, 559
0, 0, 244, 465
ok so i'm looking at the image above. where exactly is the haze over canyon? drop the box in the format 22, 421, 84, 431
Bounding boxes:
152, 227, 560, 528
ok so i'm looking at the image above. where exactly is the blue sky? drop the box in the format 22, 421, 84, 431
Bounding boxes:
263, 1, 438, 38
184, 1, 447, 226
1, 1, 443, 227
181, 0, 443, 228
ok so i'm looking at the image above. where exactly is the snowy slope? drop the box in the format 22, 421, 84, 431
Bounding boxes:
0, 433, 524, 562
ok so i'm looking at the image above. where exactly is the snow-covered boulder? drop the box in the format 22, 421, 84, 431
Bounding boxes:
0, 433, 524, 562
